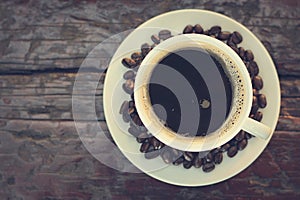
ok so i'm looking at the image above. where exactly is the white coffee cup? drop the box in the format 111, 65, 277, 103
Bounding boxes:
134, 34, 271, 152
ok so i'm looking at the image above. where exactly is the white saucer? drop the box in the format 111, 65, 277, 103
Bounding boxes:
103, 9, 280, 186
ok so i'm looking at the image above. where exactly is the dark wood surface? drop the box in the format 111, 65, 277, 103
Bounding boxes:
0, 0, 300, 199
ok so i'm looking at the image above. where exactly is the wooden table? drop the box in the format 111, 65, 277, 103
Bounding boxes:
0, 0, 299, 199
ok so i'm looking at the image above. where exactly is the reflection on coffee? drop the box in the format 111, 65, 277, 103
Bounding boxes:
148, 48, 233, 137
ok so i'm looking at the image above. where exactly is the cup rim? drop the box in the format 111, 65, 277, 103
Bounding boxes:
134, 34, 253, 152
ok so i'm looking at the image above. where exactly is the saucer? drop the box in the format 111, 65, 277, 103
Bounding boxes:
103, 9, 280, 186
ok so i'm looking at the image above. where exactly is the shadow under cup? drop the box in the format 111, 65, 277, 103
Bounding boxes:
134, 34, 256, 152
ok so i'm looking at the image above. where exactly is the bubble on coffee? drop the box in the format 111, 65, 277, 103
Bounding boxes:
147, 44, 246, 138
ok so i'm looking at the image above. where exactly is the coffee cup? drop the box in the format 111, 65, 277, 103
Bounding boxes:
134, 34, 271, 152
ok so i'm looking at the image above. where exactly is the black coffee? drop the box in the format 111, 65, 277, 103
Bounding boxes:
148, 48, 232, 136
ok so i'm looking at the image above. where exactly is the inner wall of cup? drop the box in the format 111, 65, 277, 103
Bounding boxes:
144, 41, 247, 139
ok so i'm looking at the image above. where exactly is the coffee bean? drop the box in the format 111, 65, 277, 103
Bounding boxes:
250, 104, 259, 115
245, 49, 254, 61
231, 31, 243, 44
235, 130, 245, 142
245, 132, 252, 139
122, 58, 137, 68
127, 106, 135, 116
128, 126, 141, 137
173, 156, 184, 166
161, 148, 172, 164
183, 152, 194, 162
122, 83, 133, 94
151, 34, 160, 44
203, 162, 215, 172
183, 24, 194, 34
220, 143, 231, 152
253, 89, 259, 96
214, 152, 223, 164
183, 160, 193, 169
210, 147, 221, 155
252, 95, 258, 105
253, 76, 263, 90
246, 62, 255, 78
209, 26, 221, 35
249, 61, 259, 76
206, 152, 214, 162
136, 132, 149, 143
150, 137, 163, 150
231, 46, 239, 54
132, 114, 142, 126
193, 156, 203, 168
119, 100, 129, 115
227, 146, 238, 158
203, 30, 209, 35
159, 29, 172, 40
227, 38, 237, 49
171, 148, 182, 159
125, 79, 134, 90
140, 142, 150, 153
128, 100, 135, 107
130, 93, 135, 101
217, 31, 231, 40
141, 43, 151, 57
254, 111, 263, 122
258, 94, 267, 108
237, 139, 248, 151
238, 47, 245, 59
229, 139, 238, 146
145, 150, 160, 159
122, 109, 130, 123
194, 24, 204, 34
131, 52, 142, 65
123, 70, 135, 80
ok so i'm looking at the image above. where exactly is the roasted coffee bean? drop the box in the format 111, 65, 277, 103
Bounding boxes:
150, 137, 162, 150
136, 132, 149, 143
237, 139, 248, 151
227, 38, 237, 49
132, 114, 143, 126
140, 142, 150, 153
229, 139, 238, 147
254, 111, 263, 122
214, 152, 223, 164
210, 147, 221, 155
249, 61, 259, 76
130, 92, 135, 101
217, 31, 231, 40
193, 156, 203, 168
209, 25, 221, 35
220, 143, 231, 152
206, 152, 214, 162
194, 24, 204, 34
253, 89, 259, 96
173, 156, 184, 166
145, 150, 160, 159
250, 104, 259, 115
151, 34, 160, 44
253, 76, 263, 90
161, 148, 172, 164
203, 162, 215, 172
125, 79, 134, 90
183, 24, 194, 34
253, 95, 258, 105
122, 109, 130, 123
238, 47, 245, 59
245, 132, 252, 139
227, 146, 238, 158
235, 130, 245, 142
159, 29, 172, 40
231, 31, 243, 44
122, 58, 137, 68
183, 152, 194, 162
131, 51, 142, 59
258, 94, 267, 108
245, 49, 254, 61
128, 126, 141, 137
246, 62, 255, 78
183, 160, 193, 169
171, 148, 182, 158
141, 43, 151, 57
122, 83, 133, 94
231, 46, 239, 54
203, 30, 209, 35
127, 106, 135, 116
128, 100, 135, 107
123, 70, 135, 80
119, 100, 129, 114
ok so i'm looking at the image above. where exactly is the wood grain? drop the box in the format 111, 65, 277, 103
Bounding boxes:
0, 0, 299, 199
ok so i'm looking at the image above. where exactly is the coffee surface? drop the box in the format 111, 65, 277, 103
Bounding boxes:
149, 48, 232, 136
